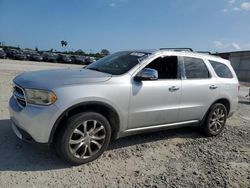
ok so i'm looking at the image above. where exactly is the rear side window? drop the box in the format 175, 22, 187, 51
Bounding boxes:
209, 60, 233, 78
183, 57, 210, 79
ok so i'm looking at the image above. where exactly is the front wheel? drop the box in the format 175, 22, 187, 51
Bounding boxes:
201, 103, 227, 136
56, 112, 111, 165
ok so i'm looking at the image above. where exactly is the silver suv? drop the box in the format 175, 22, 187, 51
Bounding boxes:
9, 49, 239, 165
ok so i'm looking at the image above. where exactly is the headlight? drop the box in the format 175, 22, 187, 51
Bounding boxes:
25, 89, 57, 105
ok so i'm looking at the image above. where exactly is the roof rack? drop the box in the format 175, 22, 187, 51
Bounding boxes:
159, 48, 193, 52
196, 51, 212, 55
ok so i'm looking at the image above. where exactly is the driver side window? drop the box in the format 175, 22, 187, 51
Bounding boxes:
145, 56, 179, 79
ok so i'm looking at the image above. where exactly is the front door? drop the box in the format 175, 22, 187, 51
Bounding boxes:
128, 55, 182, 129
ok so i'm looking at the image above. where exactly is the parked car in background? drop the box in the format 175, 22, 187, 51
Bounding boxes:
9, 48, 239, 165
22, 49, 42, 61
57, 54, 72, 63
84, 56, 95, 65
42, 52, 58, 63
89, 56, 96, 62
0, 48, 7, 59
30, 52, 43, 62
4, 48, 18, 59
22, 49, 34, 60
70, 55, 86, 64
15, 50, 27, 60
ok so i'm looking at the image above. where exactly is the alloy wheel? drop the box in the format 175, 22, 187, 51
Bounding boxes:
208, 107, 226, 133
69, 120, 106, 159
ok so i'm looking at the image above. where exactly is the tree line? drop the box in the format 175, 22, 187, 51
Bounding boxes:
0, 40, 111, 59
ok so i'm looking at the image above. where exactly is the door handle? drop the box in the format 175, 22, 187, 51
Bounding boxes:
209, 85, 218, 90
169, 86, 180, 92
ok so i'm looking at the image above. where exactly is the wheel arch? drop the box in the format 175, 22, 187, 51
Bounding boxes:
49, 101, 121, 145
212, 98, 230, 115
201, 97, 231, 125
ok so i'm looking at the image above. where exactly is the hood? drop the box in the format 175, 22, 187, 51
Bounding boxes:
14, 68, 112, 90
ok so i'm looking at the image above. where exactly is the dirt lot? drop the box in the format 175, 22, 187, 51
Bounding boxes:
0, 59, 249, 188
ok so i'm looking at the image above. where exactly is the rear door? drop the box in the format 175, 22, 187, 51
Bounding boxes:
179, 56, 219, 122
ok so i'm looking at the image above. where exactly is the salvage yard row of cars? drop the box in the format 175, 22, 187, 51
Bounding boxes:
0, 47, 95, 65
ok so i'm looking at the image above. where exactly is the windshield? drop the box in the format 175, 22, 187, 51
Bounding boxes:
86, 51, 151, 75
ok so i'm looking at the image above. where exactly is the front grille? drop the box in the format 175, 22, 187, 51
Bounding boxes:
13, 84, 26, 108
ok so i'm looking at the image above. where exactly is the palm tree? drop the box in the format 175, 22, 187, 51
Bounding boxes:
61, 40, 68, 47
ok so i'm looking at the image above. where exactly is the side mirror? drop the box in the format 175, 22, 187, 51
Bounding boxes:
134, 68, 158, 81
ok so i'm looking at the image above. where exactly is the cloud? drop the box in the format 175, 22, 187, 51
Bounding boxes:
231, 43, 241, 50
108, 0, 128, 7
213, 41, 242, 51
213, 41, 225, 48
109, 3, 116, 7
241, 2, 250, 10
223, 0, 250, 12
229, 0, 236, 5
232, 7, 241, 11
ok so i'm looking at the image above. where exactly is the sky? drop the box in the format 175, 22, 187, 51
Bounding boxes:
0, 0, 250, 53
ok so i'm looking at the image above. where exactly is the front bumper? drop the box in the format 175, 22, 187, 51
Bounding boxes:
9, 96, 61, 143
12, 121, 34, 142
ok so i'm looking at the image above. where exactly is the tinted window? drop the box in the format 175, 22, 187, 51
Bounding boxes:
184, 57, 210, 79
209, 60, 233, 78
145, 56, 178, 79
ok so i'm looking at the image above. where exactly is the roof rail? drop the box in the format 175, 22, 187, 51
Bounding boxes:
159, 48, 193, 52
196, 51, 212, 55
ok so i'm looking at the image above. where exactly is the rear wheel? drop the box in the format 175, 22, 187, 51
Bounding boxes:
201, 103, 227, 136
56, 112, 111, 165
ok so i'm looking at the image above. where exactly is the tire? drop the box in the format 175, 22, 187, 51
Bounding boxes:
56, 112, 111, 165
201, 103, 227, 136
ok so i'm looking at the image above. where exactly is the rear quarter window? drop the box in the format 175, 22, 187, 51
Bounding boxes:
209, 60, 233, 78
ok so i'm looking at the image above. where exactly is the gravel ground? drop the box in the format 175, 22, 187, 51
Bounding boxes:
0, 59, 249, 188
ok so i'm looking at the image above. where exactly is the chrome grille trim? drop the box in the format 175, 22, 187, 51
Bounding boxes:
13, 84, 27, 108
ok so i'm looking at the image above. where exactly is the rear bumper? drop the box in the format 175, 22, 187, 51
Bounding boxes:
9, 96, 61, 143
228, 97, 238, 118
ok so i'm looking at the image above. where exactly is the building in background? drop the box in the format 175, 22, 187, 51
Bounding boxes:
214, 51, 250, 82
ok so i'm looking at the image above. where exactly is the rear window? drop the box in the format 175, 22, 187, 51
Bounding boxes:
209, 60, 233, 78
